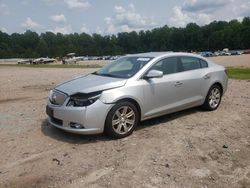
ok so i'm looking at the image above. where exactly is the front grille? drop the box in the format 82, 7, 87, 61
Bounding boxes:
51, 116, 63, 126
50, 90, 67, 105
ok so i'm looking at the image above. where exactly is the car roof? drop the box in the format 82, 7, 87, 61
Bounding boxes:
126, 52, 172, 58
126, 52, 204, 59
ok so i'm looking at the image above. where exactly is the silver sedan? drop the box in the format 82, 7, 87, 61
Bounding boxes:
46, 52, 228, 138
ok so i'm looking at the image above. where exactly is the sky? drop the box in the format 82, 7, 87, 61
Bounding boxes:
0, 0, 250, 35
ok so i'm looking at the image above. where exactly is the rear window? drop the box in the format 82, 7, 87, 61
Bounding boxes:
200, 59, 208, 68
180, 57, 201, 71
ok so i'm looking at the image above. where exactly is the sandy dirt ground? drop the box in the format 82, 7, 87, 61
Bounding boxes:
208, 54, 250, 68
0, 59, 250, 187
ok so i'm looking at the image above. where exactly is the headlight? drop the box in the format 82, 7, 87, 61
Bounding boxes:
49, 90, 67, 105
67, 91, 102, 107
49, 90, 53, 101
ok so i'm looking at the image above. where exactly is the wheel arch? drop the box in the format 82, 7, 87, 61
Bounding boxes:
202, 81, 223, 111
211, 82, 223, 94
104, 97, 142, 138
114, 98, 142, 121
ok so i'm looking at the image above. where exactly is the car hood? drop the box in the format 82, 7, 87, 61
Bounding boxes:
55, 74, 127, 95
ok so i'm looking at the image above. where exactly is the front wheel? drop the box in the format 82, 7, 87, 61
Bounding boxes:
202, 85, 222, 111
104, 102, 139, 139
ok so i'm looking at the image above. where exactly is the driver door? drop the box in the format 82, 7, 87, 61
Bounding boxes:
142, 57, 185, 119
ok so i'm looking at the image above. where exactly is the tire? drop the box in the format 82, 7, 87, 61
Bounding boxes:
202, 84, 222, 111
104, 101, 139, 139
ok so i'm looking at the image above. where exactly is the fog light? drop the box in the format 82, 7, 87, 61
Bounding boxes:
69, 122, 84, 129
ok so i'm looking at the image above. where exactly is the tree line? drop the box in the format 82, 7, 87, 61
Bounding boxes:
0, 17, 250, 58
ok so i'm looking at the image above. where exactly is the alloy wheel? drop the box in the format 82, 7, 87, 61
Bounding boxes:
112, 106, 135, 135
208, 88, 221, 109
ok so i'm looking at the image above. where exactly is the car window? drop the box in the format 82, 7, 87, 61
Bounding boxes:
150, 57, 179, 75
200, 59, 208, 68
150, 61, 162, 71
180, 57, 201, 71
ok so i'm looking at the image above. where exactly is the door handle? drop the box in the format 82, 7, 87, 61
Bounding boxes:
203, 74, 211, 79
174, 81, 183, 87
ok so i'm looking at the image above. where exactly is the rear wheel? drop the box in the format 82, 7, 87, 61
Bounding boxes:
202, 85, 222, 111
105, 101, 139, 139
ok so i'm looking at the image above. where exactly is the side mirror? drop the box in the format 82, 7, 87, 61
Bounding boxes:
144, 70, 163, 79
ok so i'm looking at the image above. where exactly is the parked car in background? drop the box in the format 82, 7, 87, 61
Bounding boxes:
244, 50, 250, 54
17, 59, 33, 64
213, 51, 220, 56
200, 51, 214, 57
230, 51, 240, 55
221, 48, 231, 56
46, 52, 228, 138
32, 57, 56, 64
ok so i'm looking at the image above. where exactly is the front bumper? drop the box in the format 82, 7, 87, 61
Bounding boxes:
46, 99, 114, 135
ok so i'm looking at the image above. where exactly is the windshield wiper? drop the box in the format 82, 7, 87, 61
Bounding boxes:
92, 71, 129, 78
92, 72, 120, 78
92, 71, 99, 75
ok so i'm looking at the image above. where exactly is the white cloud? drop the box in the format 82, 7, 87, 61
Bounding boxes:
196, 13, 212, 24
168, 0, 250, 27
80, 24, 90, 33
95, 26, 104, 35
104, 4, 157, 34
169, 0, 235, 27
0, 3, 9, 16
49, 25, 72, 34
50, 14, 67, 23
114, 5, 126, 14
169, 6, 212, 27
169, 6, 193, 27
228, 1, 250, 21
21, 17, 43, 29
64, 0, 90, 9
236, 1, 250, 17
104, 17, 116, 34
1, 27, 8, 33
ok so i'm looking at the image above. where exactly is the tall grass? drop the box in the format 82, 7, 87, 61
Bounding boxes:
227, 67, 250, 80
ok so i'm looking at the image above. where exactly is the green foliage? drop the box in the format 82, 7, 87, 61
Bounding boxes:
0, 17, 250, 58
227, 67, 250, 80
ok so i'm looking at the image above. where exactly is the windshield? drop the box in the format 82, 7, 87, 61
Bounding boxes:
94, 56, 152, 78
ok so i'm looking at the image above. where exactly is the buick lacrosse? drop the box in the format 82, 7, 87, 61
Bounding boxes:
46, 52, 228, 138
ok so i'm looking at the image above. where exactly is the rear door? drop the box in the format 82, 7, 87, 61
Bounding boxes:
175, 56, 209, 106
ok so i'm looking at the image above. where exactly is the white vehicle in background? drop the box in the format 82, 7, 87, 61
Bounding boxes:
17, 59, 33, 64
62, 53, 80, 64
213, 51, 220, 56
82, 56, 89, 61
222, 48, 231, 56
111, 56, 119, 60
32, 57, 56, 64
